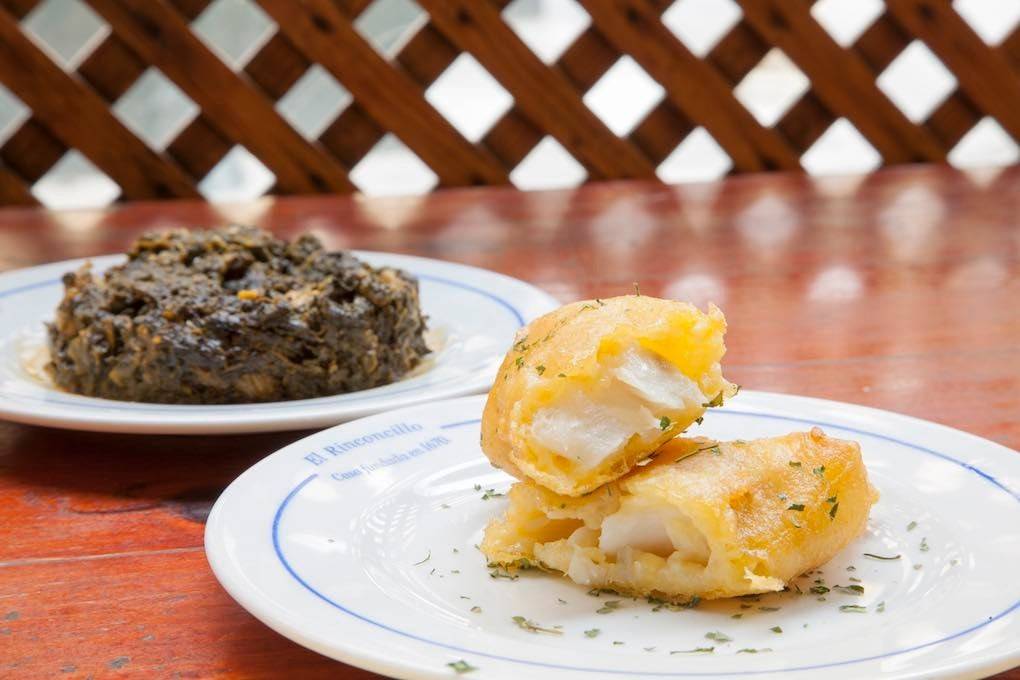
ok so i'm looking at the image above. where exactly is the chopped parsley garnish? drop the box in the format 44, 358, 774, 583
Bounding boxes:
914, 564, 923, 570
514, 356, 524, 370
480, 488, 505, 500
511, 616, 562, 635
788, 503, 805, 511
834, 585, 864, 595
474, 484, 481, 491
557, 373, 566, 378
596, 600, 622, 614
826, 496, 837, 504
770, 626, 783, 633
809, 585, 830, 595
758, 606, 781, 612
737, 648, 772, 654
788, 461, 802, 468
704, 391, 725, 408
670, 647, 714, 654
488, 566, 518, 580
441, 503, 451, 509
587, 587, 618, 597
829, 502, 839, 520
705, 631, 732, 643
470, 606, 482, 613
847, 565, 857, 571
877, 601, 886, 613
813, 465, 826, 478
659, 416, 671, 430
839, 605, 867, 613
447, 659, 477, 674
533, 365, 546, 376
920, 537, 929, 552
413, 550, 431, 566
907, 520, 918, 531
689, 444, 722, 457
739, 604, 751, 609
557, 598, 568, 605
584, 628, 600, 638
613, 641, 624, 646
694, 416, 704, 425
730, 613, 743, 619
643, 647, 656, 652
863, 553, 901, 561
778, 493, 788, 501
848, 577, 861, 583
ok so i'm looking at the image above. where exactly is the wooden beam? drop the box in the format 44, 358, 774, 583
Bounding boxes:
736, 0, 946, 163
580, 0, 801, 171
0, 7, 198, 199
886, 0, 1020, 143
258, 0, 509, 187
85, 0, 355, 193
417, 0, 657, 180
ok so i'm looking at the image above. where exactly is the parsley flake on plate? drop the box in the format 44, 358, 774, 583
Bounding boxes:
447, 659, 477, 674
596, 601, 622, 614
511, 616, 562, 635
839, 605, 867, 613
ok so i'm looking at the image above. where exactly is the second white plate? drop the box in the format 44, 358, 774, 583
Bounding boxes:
206, 391, 1020, 679
0, 252, 558, 433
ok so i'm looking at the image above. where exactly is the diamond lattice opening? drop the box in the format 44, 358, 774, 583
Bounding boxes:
662, 0, 742, 57
192, 0, 276, 70
502, 0, 590, 64
656, 128, 733, 184
350, 134, 438, 197
510, 136, 587, 191
734, 48, 810, 127
198, 146, 276, 203
952, 0, 1020, 46
276, 65, 352, 140
0, 84, 29, 146
810, 0, 884, 48
948, 118, 1020, 169
876, 41, 957, 123
31, 151, 121, 209
583, 56, 665, 136
801, 118, 881, 176
21, 0, 109, 71
112, 68, 199, 151
355, 0, 427, 58
425, 54, 513, 143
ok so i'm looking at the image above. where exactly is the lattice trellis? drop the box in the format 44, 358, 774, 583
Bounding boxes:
0, 0, 1018, 207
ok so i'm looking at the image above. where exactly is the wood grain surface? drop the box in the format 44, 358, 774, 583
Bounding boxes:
0, 164, 1017, 678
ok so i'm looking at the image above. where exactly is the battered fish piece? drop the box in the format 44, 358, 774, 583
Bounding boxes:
482, 429, 878, 601
482, 296, 735, 496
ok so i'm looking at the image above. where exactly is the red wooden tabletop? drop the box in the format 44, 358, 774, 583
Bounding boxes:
0, 164, 1017, 679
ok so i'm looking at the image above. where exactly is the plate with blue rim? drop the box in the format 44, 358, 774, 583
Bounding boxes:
205, 391, 1020, 679
0, 252, 558, 434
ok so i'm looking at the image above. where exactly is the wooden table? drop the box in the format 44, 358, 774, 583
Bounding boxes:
1, 164, 1017, 678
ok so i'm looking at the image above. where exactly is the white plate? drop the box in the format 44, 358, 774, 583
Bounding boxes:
0, 253, 558, 434
205, 391, 1020, 680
